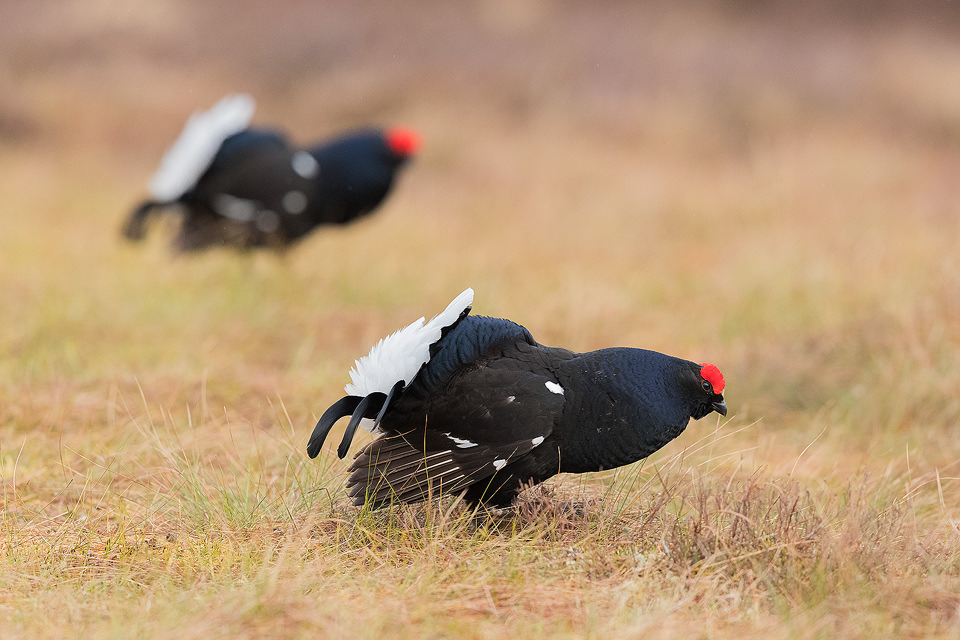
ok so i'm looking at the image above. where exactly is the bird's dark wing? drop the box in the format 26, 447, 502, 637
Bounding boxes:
347, 341, 568, 507
180, 135, 327, 247
210, 128, 288, 170
414, 314, 537, 394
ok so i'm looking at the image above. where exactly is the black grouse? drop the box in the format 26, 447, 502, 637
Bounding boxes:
123, 94, 419, 251
307, 289, 728, 509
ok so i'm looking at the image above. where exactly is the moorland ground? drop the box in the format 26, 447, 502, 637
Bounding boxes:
1, 1, 959, 638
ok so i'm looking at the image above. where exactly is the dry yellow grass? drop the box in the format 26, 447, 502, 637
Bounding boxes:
2, 1, 960, 638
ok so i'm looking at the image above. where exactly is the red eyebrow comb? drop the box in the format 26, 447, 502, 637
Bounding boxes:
385, 127, 421, 156
699, 363, 725, 394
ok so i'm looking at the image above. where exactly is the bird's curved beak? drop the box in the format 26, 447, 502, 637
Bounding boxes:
712, 399, 728, 416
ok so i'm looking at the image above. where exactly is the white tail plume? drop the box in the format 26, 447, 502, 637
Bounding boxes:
345, 288, 475, 400
149, 94, 255, 202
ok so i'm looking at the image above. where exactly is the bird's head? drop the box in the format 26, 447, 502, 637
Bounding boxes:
689, 362, 727, 420
385, 127, 421, 159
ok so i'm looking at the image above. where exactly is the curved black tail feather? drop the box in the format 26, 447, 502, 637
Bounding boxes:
337, 394, 376, 459
373, 381, 404, 431
307, 380, 404, 459
307, 396, 362, 458
122, 200, 167, 241
310, 383, 406, 460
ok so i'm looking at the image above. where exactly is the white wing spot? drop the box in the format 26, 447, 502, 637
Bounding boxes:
446, 434, 478, 449
545, 381, 564, 395
255, 210, 279, 232
282, 190, 308, 214
506, 395, 516, 403
493, 459, 507, 470
213, 193, 257, 222
531, 436, 544, 446
291, 151, 319, 179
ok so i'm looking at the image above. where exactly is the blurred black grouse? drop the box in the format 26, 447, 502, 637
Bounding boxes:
307, 289, 728, 508
123, 94, 419, 251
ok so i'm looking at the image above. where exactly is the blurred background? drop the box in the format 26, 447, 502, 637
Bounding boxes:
2, 0, 960, 480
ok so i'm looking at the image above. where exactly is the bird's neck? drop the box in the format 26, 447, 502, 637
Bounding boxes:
557, 348, 691, 473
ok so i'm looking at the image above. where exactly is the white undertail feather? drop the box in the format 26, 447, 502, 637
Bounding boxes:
345, 288, 475, 403
149, 94, 255, 202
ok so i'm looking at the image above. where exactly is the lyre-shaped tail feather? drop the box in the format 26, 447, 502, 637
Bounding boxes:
308, 383, 404, 460
372, 381, 403, 431
307, 396, 362, 458
122, 200, 166, 241
337, 394, 375, 459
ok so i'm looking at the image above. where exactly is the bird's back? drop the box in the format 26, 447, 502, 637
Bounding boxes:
200, 128, 288, 181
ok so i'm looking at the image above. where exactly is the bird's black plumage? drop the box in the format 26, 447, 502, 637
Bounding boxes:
307, 292, 728, 509
124, 111, 419, 252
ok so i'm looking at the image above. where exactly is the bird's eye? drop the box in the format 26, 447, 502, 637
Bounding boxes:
701, 380, 712, 393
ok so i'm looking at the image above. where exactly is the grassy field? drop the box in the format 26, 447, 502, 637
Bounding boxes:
2, 1, 960, 637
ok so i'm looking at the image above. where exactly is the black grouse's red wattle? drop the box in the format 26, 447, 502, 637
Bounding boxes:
307, 289, 728, 508
123, 94, 419, 251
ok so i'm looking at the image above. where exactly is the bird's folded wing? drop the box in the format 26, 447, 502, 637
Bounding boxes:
348, 362, 564, 506
199, 146, 319, 224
